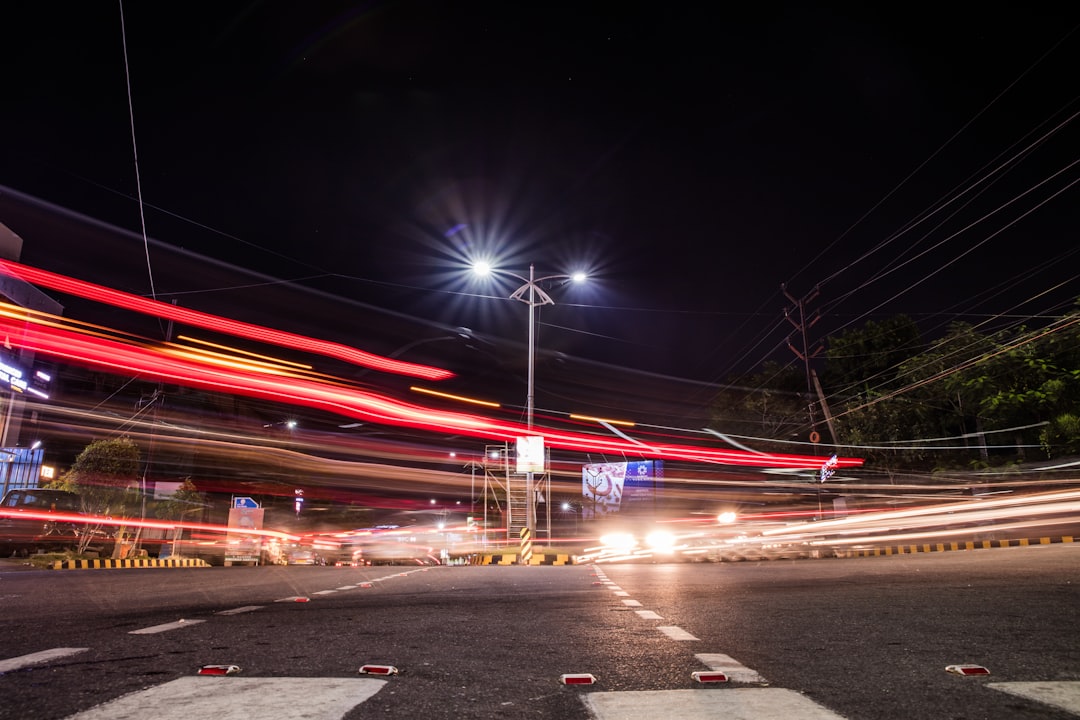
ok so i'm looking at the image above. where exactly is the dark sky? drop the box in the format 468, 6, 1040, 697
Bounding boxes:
2, 2, 1079, 389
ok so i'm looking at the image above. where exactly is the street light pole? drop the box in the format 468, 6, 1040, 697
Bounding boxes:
472, 261, 585, 536
525, 263, 537, 534
526, 263, 536, 433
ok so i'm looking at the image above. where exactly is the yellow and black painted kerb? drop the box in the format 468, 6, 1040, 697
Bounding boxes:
519, 526, 533, 565
470, 553, 574, 565
52, 557, 211, 570
835, 535, 1075, 558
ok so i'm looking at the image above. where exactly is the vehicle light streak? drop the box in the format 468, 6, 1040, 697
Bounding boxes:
409, 385, 501, 408
755, 490, 1080, 546
0, 259, 454, 380
0, 508, 302, 542
811, 515, 1080, 547
761, 489, 1080, 537
0, 314, 863, 469
175, 334, 314, 370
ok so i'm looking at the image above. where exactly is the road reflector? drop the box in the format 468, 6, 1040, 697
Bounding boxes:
198, 665, 240, 676
359, 664, 399, 676
592, 581, 604, 586
360, 582, 373, 588
560, 673, 597, 685
946, 664, 990, 676
692, 671, 729, 683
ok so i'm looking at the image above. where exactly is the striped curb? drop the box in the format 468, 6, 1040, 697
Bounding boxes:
468, 553, 575, 565
51, 557, 211, 570
834, 535, 1074, 558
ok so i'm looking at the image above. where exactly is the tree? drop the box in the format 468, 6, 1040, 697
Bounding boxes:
155, 478, 205, 558
46, 438, 141, 555
822, 315, 923, 399
709, 362, 810, 453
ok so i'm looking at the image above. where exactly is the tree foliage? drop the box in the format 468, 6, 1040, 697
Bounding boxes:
46, 437, 141, 554
711, 305, 1080, 472
154, 478, 205, 521
827, 311, 1080, 469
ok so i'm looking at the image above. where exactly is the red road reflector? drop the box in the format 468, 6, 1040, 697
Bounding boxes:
691, 671, 729, 683
946, 664, 990, 676
198, 665, 240, 676
560, 673, 597, 685
591, 581, 604, 586
359, 664, 399, 676
360, 582, 373, 588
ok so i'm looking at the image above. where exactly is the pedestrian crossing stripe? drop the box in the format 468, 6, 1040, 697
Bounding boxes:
582, 688, 847, 719
988, 681, 1080, 714
64, 677, 387, 719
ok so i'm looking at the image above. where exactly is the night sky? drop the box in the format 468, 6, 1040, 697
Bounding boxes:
2, 2, 1079, 390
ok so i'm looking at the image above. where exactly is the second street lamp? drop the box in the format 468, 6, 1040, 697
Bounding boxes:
471, 261, 586, 535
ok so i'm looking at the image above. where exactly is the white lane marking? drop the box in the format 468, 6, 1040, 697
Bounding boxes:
988, 681, 1080, 714
216, 606, 263, 616
66, 676, 387, 719
583, 688, 846, 719
622, 599, 643, 608
606, 583, 621, 589
657, 626, 698, 641
613, 590, 630, 597
635, 610, 663, 620
336, 585, 356, 590
696, 653, 768, 683
313, 590, 337, 595
129, 619, 206, 635
0, 647, 88, 673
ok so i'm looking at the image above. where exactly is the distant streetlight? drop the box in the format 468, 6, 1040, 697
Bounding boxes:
471, 261, 587, 535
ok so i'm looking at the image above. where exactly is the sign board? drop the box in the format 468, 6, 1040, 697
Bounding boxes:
581, 460, 663, 519
234, 496, 258, 509
516, 436, 545, 474
226, 507, 264, 564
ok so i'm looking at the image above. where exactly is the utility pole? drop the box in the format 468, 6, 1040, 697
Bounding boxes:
134, 301, 176, 553
782, 284, 824, 444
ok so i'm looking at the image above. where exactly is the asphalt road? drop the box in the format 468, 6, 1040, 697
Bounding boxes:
1, 545, 1078, 719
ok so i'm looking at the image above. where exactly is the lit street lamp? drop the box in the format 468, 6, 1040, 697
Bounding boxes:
471, 261, 586, 535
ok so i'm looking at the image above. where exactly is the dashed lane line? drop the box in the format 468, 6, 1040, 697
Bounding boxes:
988, 681, 1080, 714
129, 619, 206, 635
622, 599, 643, 608
696, 653, 768, 684
216, 606, 263, 616
657, 626, 699, 641
635, 610, 663, 620
0, 647, 88, 673
582, 688, 847, 720
65, 676, 387, 720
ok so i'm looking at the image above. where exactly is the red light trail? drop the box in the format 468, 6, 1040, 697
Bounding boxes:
0, 261, 864, 470
0, 258, 453, 381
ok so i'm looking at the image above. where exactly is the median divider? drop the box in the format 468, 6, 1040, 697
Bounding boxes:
51, 557, 211, 570
834, 534, 1075, 558
468, 552, 574, 565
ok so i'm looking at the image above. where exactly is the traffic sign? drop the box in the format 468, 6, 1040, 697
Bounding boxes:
234, 496, 258, 509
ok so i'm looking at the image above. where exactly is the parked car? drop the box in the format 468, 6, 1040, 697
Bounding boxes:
0, 488, 83, 556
